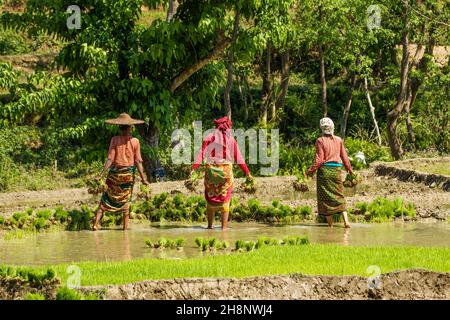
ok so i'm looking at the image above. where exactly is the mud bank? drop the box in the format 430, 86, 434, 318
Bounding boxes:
80, 269, 449, 300
0, 277, 60, 300
374, 164, 450, 191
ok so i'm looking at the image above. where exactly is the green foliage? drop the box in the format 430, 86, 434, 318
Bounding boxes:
195, 237, 228, 251
25, 292, 46, 300
235, 236, 309, 252
146, 237, 186, 249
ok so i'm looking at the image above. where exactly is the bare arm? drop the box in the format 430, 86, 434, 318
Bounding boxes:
98, 159, 113, 179
136, 162, 149, 185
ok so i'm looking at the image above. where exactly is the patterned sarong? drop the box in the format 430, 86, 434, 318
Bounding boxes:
317, 166, 346, 216
204, 162, 233, 214
100, 166, 136, 212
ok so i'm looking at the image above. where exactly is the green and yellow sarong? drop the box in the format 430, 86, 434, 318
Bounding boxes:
317, 166, 346, 216
100, 166, 136, 212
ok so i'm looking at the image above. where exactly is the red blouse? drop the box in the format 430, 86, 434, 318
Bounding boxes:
192, 133, 250, 176
307, 135, 352, 174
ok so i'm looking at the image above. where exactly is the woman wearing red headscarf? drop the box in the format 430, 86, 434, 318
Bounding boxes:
190, 116, 252, 230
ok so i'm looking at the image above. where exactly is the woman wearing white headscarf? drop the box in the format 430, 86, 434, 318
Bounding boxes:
306, 117, 353, 228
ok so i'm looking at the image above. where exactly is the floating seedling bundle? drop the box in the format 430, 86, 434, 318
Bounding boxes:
86, 179, 107, 195
343, 172, 362, 188
184, 171, 202, 191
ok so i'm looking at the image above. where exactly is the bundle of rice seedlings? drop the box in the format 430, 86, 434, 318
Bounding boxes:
240, 176, 257, 194
184, 171, 202, 192
344, 172, 362, 188
292, 174, 309, 192
86, 179, 107, 195
137, 184, 152, 200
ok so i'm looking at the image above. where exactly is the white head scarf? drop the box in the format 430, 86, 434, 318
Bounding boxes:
320, 117, 334, 135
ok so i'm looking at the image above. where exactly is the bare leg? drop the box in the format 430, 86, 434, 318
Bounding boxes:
93, 208, 103, 231
325, 215, 334, 228
221, 210, 229, 230
342, 211, 351, 228
123, 208, 130, 231
207, 207, 214, 229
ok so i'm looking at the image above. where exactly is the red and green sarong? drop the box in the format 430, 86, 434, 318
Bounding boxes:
317, 166, 346, 216
100, 166, 136, 212
204, 162, 234, 214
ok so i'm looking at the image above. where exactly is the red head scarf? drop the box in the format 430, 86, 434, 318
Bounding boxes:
214, 116, 232, 132
213, 116, 233, 151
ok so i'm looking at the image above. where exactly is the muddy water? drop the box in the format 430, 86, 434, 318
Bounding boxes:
0, 222, 449, 266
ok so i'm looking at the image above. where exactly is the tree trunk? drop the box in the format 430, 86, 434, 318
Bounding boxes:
387, 2, 410, 160
223, 10, 240, 119
275, 49, 290, 111
261, 41, 272, 125
166, 0, 178, 22
170, 30, 230, 93
404, 27, 435, 146
137, 124, 160, 179
340, 73, 356, 138
237, 75, 248, 121
319, 44, 327, 117
364, 77, 382, 146
242, 74, 252, 122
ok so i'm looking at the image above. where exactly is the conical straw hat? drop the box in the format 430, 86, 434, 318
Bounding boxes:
105, 113, 145, 125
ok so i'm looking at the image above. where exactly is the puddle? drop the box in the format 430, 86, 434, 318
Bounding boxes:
0, 222, 449, 266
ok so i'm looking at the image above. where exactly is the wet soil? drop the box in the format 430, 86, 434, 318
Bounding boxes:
79, 269, 449, 300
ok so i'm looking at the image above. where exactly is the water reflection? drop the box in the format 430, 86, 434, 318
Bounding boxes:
0, 222, 448, 266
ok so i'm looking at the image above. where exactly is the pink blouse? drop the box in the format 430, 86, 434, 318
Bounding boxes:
307, 135, 352, 174
107, 136, 143, 167
192, 133, 250, 175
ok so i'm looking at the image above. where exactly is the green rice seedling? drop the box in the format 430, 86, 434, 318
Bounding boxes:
235, 240, 245, 251
56, 287, 83, 300
255, 238, 266, 249
184, 171, 201, 191
166, 239, 177, 249
145, 239, 153, 248
156, 237, 168, 249
33, 218, 47, 231
137, 184, 152, 200
298, 237, 310, 245
282, 237, 297, 246
194, 237, 204, 248
201, 242, 209, 252
219, 241, 229, 250
240, 176, 257, 193
24, 208, 33, 216
208, 237, 218, 248
53, 206, 69, 223
0, 216, 4, 225
293, 174, 309, 192
25, 292, 46, 300
268, 238, 281, 246
36, 209, 52, 220
175, 238, 186, 248
244, 241, 255, 252
86, 179, 108, 195
153, 192, 169, 208
344, 172, 362, 188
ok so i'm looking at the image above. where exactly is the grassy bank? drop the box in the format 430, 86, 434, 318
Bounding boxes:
28, 245, 450, 286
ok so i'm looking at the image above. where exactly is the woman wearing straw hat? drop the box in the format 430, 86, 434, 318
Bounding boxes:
306, 117, 353, 228
92, 113, 149, 231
